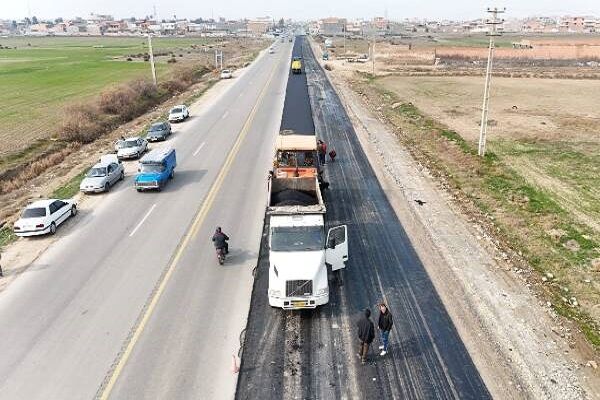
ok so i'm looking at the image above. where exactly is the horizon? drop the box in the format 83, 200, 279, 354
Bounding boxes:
2, 0, 600, 23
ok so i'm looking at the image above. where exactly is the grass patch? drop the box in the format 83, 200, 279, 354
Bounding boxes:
52, 170, 87, 199
0, 225, 16, 249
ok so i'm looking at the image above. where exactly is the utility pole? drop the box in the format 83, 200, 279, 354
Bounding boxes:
478, 7, 505, 157
343, 24, 347, 58
214, 49, 223, 70
147, 33, 157, 86
371, 36, 376, 75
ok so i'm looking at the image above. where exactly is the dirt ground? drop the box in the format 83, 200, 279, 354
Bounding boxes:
377, 75, 600, 144
310, 37, 600, 398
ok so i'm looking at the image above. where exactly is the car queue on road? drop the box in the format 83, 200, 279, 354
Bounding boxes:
13, 104, 192, 237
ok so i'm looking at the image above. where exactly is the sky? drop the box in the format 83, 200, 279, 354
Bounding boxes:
1, 0, 600, 21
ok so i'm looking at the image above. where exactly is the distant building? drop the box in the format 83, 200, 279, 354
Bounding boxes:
560, 16, 585, 32
247, 17, 271, 35
320, 17, 347, 36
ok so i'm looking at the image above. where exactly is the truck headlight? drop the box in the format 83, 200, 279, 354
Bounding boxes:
269, 289, 282, 297
316, 287, 328, 296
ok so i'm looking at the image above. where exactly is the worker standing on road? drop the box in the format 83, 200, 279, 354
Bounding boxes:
357, 308, 375, 365
317, 140, 327, 165
377, 303, 393, 356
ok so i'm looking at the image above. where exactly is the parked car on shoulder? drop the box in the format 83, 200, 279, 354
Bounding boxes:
269, 47, 275, 54
168, 105, 189, 122
80, 154, 124, 193
117, 137, 148, 160
135, 147, 177, 192
13, 199, 77, 237
146, 121, 172, 142
220, 69, 233, 79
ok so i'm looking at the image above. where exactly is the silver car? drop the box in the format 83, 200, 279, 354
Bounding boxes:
116, 137, 148, 160
80, 155, 125, 193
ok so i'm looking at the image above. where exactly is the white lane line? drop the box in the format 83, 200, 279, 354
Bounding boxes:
221, 111, 229, 120
129, 204, 157, 237
193, 142, 205, 156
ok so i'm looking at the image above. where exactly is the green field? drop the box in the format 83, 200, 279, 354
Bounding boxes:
0, 36, 215, 157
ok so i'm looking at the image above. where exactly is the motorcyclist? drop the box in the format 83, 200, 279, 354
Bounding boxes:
212, 227, 229, 255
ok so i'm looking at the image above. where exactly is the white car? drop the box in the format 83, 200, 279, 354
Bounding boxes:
220, 69, 233, 79
13, 199, 77, 237
80, 154, 125, 193
116, 137, 148, 160
168, 105, 189, 122
269, 47, 275, 54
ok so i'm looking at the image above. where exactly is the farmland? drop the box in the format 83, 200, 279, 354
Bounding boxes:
319, 32, 600, 346
0, 36, 243, 158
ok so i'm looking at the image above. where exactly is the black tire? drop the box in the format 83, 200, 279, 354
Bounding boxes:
169, 169, 174, 179
120, 171, 125, 181
136, 188, 142, 192
49, 222, 56, 235
71, 205, 77, 216
104, 182, 110, 192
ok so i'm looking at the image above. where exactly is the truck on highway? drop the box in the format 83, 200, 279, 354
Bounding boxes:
291, 57, 302, 74
267, 174, 348, 309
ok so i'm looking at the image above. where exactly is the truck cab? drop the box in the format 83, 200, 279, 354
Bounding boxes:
135, 147, 177, 192
291, 57, 302, 74
273, 134, 319, 178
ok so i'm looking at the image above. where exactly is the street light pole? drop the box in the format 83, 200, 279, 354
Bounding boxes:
147, 33, 157, 86
478, 7, 505, 157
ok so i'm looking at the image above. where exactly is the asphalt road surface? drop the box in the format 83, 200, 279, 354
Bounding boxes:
236, 36, 491, 399
0, 40, 291, 399
279, 37, 315, 135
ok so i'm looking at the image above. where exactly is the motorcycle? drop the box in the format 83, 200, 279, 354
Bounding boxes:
216, 247, 226, 265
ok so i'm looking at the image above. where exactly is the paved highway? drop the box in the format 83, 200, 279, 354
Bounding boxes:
237, 37, 490, 399
0, 40, 292, 399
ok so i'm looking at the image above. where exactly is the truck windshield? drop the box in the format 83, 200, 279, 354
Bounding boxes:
271, 226, 324, 251
140, 163, 164, 173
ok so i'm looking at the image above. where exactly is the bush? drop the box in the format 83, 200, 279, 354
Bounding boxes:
60, 104, 106, 143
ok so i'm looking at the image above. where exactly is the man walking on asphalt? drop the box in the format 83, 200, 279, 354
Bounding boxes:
378, 303, 393, 356
357, 308, 375, 365
317, 140, 327, 166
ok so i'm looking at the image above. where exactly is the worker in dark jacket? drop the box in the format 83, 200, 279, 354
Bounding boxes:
357, 308, 375, 364
212, 227, 229, 254
378, 303, 393, 356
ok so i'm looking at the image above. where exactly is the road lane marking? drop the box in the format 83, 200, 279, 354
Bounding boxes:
97, 49, 282, 400
221, 111, 229, 119
128, 204, 156, 237
192, 142, 205, 156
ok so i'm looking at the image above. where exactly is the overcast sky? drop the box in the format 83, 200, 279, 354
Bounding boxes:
2, 0, 600, 21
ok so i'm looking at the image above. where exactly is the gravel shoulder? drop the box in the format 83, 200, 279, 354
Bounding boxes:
319, 48, 600, 399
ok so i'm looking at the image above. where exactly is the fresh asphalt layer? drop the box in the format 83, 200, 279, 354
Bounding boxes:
0, 40, 292, 399
279, 37, 315, 135
236, 36, 490, 399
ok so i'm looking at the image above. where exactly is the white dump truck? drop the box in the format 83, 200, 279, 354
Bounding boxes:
267, 174, 348, 309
